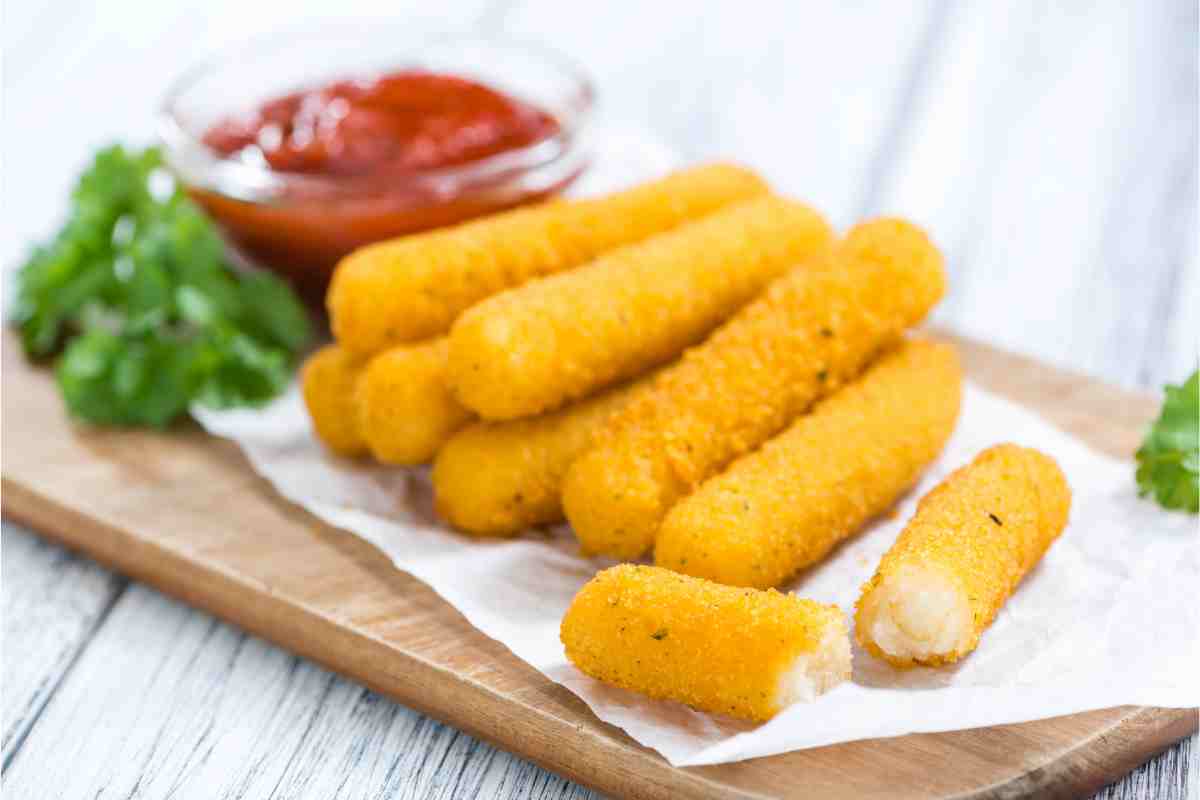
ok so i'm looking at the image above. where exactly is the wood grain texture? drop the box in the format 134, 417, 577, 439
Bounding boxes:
0, 579, 601, 799
503, 0, 945, 231
0, 524, 125, 768
2, 329, 1194, 800
3, 0, 1196, 795
1093, 735, 1197, 800
2, 533, 1187, 800
875, 0, 1199, 389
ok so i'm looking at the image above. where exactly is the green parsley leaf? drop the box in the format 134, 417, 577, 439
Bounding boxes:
57, 330, 201, 428
192, 328, 293, 409
11, 144, 312, 428
235, 271, 314, 353
1136, 370, 1199, 513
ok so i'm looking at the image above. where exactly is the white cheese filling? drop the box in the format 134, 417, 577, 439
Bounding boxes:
773, 618, 852, 710
860, 563, 972, 663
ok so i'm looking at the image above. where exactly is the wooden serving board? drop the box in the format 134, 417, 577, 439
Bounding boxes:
2, 328, 1195, 800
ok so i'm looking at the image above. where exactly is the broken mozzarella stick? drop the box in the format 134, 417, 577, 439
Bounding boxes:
560, 565, 850, 722
328, 162, 769, 356
655, 338, 962, 588
356, 338, 473, 465
448, 195, 832, 420
855, 444, 1071, 668
563, 218, 947, 560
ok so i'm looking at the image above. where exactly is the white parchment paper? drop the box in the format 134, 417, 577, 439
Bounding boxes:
195, 129, 1197, 765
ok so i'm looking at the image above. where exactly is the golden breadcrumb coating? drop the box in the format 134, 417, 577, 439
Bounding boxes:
656, 339, 962, 588
355, 338, 473, 465
563, 218, 947, 560
855, 444, 1071, 667
301, 344, 367, 457
432, 372, 657, 536
328, 163, 769, 356
448, 196, 832, 420
560, 565, 850, 721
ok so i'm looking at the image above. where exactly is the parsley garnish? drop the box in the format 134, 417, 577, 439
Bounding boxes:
1135, 370, 1199, 513
10, 145, 310, 428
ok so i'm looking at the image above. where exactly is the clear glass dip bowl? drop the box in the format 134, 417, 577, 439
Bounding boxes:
160, 28, 593, 301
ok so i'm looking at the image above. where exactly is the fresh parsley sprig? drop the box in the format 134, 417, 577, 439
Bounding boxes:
10, 144, 311, 428
1136, 370, 1199, 513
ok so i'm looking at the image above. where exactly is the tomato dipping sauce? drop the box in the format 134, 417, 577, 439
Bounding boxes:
203, 71, 560, 177
189, 70, 583, 300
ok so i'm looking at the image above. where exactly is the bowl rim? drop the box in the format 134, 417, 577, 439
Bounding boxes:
158, 25, 596, 202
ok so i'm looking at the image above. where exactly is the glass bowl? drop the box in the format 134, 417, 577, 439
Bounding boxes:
160, 27, 594, 301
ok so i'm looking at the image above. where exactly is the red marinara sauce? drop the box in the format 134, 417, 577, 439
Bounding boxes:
192, 70, 579, 300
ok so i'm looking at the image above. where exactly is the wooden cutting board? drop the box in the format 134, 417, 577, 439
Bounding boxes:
2, 328, 1194, 800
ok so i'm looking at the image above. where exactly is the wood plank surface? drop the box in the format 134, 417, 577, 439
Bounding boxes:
3, 1, 1195, 796
0, 528, 125, 768
0, 579, 600, 800
503, 0, 946, 230
2, 329, 1194, 800
875, 0, 1199, 388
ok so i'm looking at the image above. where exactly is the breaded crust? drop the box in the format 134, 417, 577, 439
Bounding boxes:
855, 444, 1071, 667
356, 338, 472, 465
328, 163, 769, 356
563, 219, 947, 560
560, 564, 850, 721
301, 344, 367, 457
656, 338, 962, 588
447, 195, 832, 420
432, 370, 657, 536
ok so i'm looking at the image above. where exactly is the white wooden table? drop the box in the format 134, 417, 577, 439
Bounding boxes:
2, 1, 1196, 797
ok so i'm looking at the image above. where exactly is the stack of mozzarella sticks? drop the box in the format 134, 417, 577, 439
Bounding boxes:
303, 163, 1071, 722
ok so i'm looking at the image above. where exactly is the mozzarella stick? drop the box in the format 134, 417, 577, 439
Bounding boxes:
449, 196, 832, 419
329, 163, 769, 356
432, 371, 657, 536
301, 344, 367, 457
656, 339, 962, 588
561, 565, 849, 721
563, 219, 947, 559
856, 444, 1071, 668
356, 338, 473, 465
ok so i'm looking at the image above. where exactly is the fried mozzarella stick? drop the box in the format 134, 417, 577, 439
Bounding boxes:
356, 338, 473, 465
856, 444, 1071, 668
329, 163, 769, 356
301, 345, 367, 457
560, 565, 850, 722
656, 339, 962, 588
433, 372, 656, 535
449, 196, 832, 419
563, 219, 947, 559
